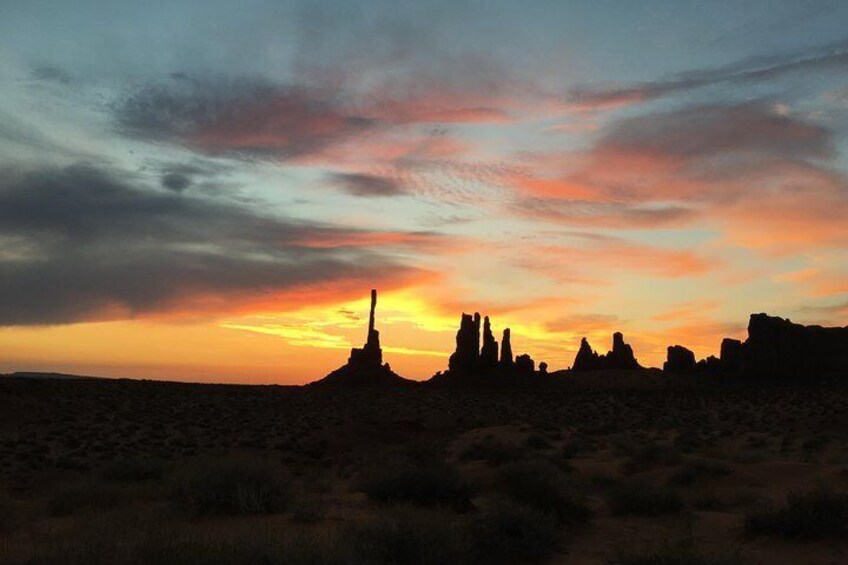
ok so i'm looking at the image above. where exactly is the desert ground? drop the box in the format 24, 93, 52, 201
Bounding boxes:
1, 375, 847, 564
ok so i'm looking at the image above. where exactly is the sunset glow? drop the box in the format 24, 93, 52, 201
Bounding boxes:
1, 1, 847, 383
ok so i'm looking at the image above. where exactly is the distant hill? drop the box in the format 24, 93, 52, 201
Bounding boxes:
2, 371, 105, 381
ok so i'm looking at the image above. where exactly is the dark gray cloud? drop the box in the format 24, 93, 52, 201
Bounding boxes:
568, 39, 848, 108
0, 164, 432, 325
116, 77, 374, 159
598, 102, 834, 162
161, 172, 192, 192
329, 172, 406, 197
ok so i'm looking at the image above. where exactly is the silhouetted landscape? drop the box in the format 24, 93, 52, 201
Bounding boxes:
2, 290, 847, 564
4, 1, 848, 563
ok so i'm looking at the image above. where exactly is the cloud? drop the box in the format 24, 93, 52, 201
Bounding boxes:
597, 102, 833, 165
544, 313, 620, 333
517, 197, 696, 229
567, 38, 848, 109
534, 238, 715, 279
796, 301, 848, 321
328, 172, 406, 197
117, 78, 374, 159
0, 163, 440, 325
161, 172, 191, 192
511, 102, 848, 252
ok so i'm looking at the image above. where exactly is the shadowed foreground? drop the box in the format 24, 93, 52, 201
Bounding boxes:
1, 377, 847, 564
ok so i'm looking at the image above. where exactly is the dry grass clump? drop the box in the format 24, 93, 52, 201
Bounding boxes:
607, 480, 684, 516
469, 498, 561, 564
745, 486, 848, 540
170, 457, 290, 516
359, 462, 473, 511
495, 459, 591, 526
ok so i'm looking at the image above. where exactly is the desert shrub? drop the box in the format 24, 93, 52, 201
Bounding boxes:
15, 515, 459, 565
623, 443, 682, 474
745, 487, 848, 540
561, 434, 594, 459
469, 499, 560, 564
171, 458, 290, 516
347, 511, 464, 564
673, 429, 707, 454
460, 437, 522, 466
524, 433, 553, 450
496, 460, 591, 525
590, 473, 620, 488
360, 463, 472, 511
801, 435, 830, 452
102, 458, 165, 482
667, 459, 731, 487
47, 483, 120, 517
0, 490, 20, 533
691, 490, 727, 512
19, 529, 340, 565
607, 481, 683, 516
607, 545, 744, 565
290, 495, 327, 524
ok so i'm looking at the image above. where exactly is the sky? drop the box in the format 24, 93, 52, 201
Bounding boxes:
1, 0, 847, 384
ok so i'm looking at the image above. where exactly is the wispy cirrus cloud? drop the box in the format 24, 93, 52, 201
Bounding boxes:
327, 172, 407, 197
117, 78, 374, 159
510, 102, 848, 253
567, 38, 848, 110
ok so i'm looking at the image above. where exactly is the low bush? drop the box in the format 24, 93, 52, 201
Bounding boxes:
347, 511, 464, 564
607, 481, 683, 516
496, 460, 591, 525
470, 499, 560, 564
102, 458, 165, 482
667, 459, 731, 487
360, 463, 472, 511
0, 490, 19, 533
171, 458, 290, 516
47, 483, 120, 517
460, 437, 522, 466
623, 443, 682, 474
524, 433, 553, 450
745, 487, 848, 540
607, 545, 744, 565
561, 433, 595, 459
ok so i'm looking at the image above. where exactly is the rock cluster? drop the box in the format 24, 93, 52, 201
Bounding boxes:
663, 345, 696, 374
663, 314, 848, 382
572, 332, 641, 371
741, 313, 848, 382
432, 312, 539, 384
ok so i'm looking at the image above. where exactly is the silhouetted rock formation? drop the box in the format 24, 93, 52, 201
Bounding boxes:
348, 289, 382, 368
698, 355, 721, 371
662, 314, 848, 383
429, 313, 547, 386
607, 332, 641, 369
572, 333, 641, 372
664, 345, 697, 374
500, 328, 514, 367
312, 290, 414, 387
720, 338, 743, 373
448, 313, 481, 374
572, 338, 601, 371
480, 316, 499, 368
515, 354, 535, 377
739, 313, 848, 382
